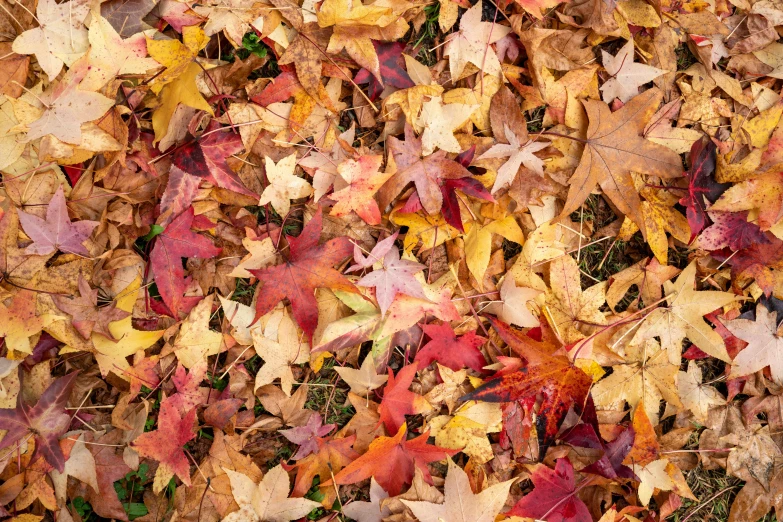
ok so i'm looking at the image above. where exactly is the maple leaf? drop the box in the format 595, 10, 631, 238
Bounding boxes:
562, 424, 636, 480
462, 318, 591, 449
486, 277, 542, 328
23, 76, 116, 145
631, 459, 695, 506
378, 364, 432, 433
342, 478, 391, 522
725, 304, 783, 384
252, 306, 311, 395
414, 323, 486, 372
92, 276, 165, 379
632, 261, 739, 363
223, 465, 321, 522
52, 275, 129, 340
0, 371, 77, 472
354, 41, 414, 100
559, 88, 684, 233
171, 294, 224, 368
331, 423, 457, 496
172, 121, 256, 198
131, 398, 197, 491
716, 234, 783, 297
11, 0, 89, 81
258, 153, 314, 216
443, 0, 511, 81
507, 458, 592, 521
81, 15, 159, 91
149, 207, 221, 318
330, 155, 392, 225
709, 170, 783, 231
402, 459, 514, 522
0, 290, 59, 355
593, 338, 680, 425
640, 185, 691, 264
545, 255, 607, 344
357, 247, 427, 314
17, 186, 98, 257
696, 211, 769, 251
464, 215, 525, 288
679, 137, 730, 238
479, 125, 549, 193
280, 413, 336, 460
250, 207, 358, 343
146, 25, 213, 140
678, 361, 726, 423
83, 430, 133, 520
606, 257, 680, 312
334, 355, 389, 394
167, 362, 209, 414
600, 39, 666, 103
291, 436, 359, 506
379, 124, 473, 215
416, 96, 478, 156
440, 176, 495, 233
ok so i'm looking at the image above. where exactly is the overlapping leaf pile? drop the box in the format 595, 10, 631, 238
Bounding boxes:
1, 0, 783, 518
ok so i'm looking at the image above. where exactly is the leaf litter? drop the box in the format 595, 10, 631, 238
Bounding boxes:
2, 0, 783, 520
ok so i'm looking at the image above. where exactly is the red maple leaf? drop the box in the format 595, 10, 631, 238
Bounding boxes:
507, 458, 592, 522
461, 318, 591, 449
354, 41, 414, 100
679, 138, 730, 240
697, 211, 769, 251
171, 121, 256, 198
378, 364, 431, 434
131, 398, 197, 486
250, 71, 303, 106
378, 124, 476, 215
330, 423, 457, 496
149, 207, 221, 317
716, 233, 783, 296
0, 371, 78, 472
414, 323, 487, 372
249, 207, 358, 343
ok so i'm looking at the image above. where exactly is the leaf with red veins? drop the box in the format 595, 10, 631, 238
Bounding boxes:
440, 177, 494, 232
507, 458, 592, 522
0, 371, 78, 472
330, 155, 392, 225
18, 186, 98, 256
166, 361, 209, 415
715, 233, 783, 296
696, 211, 770, 251
53, 275, 130, 340
414, 323, 487, 372
280, 413, 336, 460
354, 41, 414, 100
249, 206, 358, 343
357, 247, 428, 314
131, 399, 197, 487
149, 207, 222, 318
171, 121, 256, 197
378, 124, 473, 215
461, 318, 591, 450
679, 138, 730, 240
378, 364, 431, 434
330, 423, 457, 496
